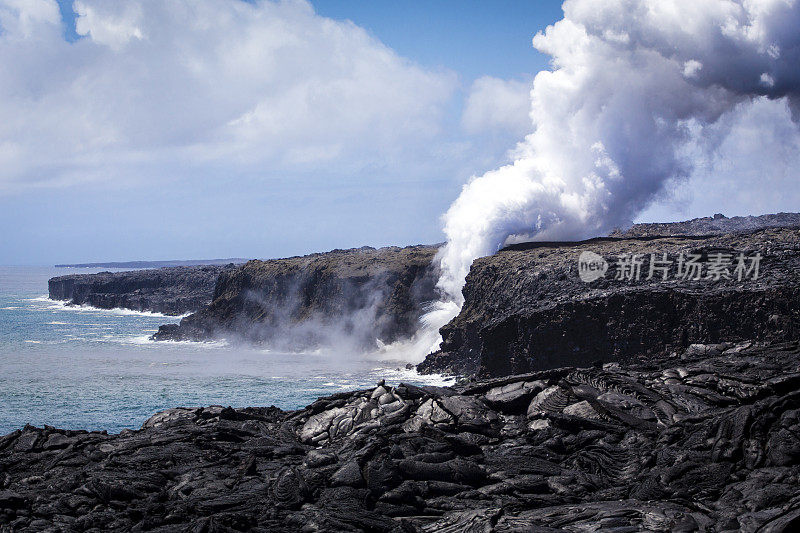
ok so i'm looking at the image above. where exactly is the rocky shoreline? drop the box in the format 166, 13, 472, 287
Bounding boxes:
610, 212, 800, 238
48, 265, 238, 317
25, 214, 800, 531
3, 339, 800, 531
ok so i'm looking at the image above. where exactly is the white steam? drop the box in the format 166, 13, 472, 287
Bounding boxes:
433, 0, 800, 313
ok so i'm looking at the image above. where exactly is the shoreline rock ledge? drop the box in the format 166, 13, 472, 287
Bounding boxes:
2, 340, 800, 531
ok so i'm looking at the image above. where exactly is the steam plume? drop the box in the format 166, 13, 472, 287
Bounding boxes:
435, 0, 800, 311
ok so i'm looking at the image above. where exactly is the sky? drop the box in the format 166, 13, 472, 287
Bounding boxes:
1, 0, 798, 265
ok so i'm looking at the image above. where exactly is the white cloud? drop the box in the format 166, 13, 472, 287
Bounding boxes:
461, 76, 532, 137
0, 0, 458, 192
74, 1, 144, 50
0, 0, 59, 39
682, 59, 702, 78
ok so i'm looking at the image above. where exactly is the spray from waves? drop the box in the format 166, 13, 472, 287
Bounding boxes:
419, 0, 800, 346
25, 296, 191, 319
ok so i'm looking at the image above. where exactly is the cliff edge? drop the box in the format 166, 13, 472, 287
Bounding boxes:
48, 265, 237, 316
418, 227, 800, 377
153, 245, 439, 349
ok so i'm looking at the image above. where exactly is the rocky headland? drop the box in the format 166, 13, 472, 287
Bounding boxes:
418, 226, 800, 377
50, 214, 800, 364
2, 340, 800, 531
152, 245, 439, 349
48, 265, 238, 316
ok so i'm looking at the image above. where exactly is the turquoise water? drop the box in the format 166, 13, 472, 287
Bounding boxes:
0, 266, 450, 434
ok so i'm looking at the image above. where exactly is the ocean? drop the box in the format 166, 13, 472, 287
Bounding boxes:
0, 266, 451, 435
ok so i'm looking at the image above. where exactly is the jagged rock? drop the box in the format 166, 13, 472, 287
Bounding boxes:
12, 432, 39, 453
303, 449, 337, 468
41, 433, 72, 450
397, 458, 486, 486
0, 491, 27, 510
438, 396, 499, 432
330, 461, 363, 487
2, 341, 800, 531
142, 407, 197, 428
363, 455, 401, 494
420, 507, 501, 533
562, 400, 600, 419
483, 380, 546, 412
610, 211, 800, 237
527, 386, 576, 418
272, 468, 307, 508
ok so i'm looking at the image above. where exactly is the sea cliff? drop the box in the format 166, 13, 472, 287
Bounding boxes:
152, 245, 439, 349
418, 227, 800, 376
48, 265, 237, 316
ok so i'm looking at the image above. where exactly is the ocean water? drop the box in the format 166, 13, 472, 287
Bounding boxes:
0, 266, 452, 435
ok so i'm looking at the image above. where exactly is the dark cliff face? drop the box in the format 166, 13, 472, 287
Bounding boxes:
154, 245, 439, 349
418, 227, 800, 377
48, 265, 236, 316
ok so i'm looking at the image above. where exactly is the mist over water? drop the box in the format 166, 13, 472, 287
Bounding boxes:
0, 266, 451, 434
421, 0, 800, 342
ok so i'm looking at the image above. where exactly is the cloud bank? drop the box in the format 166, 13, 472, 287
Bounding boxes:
434, 0, 800, 307
0, 0, 457, 192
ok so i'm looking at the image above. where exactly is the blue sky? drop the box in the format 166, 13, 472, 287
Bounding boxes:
2, 0, 799, 265
310, 1, 563, 80
0, 0, 563, 265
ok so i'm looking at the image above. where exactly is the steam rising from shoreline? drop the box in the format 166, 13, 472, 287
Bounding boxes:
432, 0, 800, 314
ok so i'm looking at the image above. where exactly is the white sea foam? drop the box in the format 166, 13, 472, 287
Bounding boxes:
362, 365, 456, 388
29, 297, 189, 319
139, 337, 230, 349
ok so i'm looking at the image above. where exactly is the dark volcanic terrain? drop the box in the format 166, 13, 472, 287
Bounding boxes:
49, 213, 800, 366
419, 227, 800, 377
3, 340, 800, 531
23, 213, 800, 531
611, 211, 800, 237
153, 245, 439, 349
48, 265, 238, 317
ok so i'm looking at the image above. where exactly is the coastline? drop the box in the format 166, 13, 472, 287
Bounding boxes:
2, 339, 799, 531
4, 216, 798, 530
